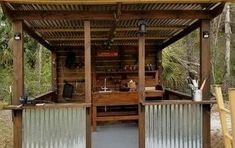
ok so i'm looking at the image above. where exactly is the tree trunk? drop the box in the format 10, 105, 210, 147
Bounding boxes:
224, 4, 231, 82
38, 45, 43, 89
211, 14, 222, 83
186, 34, 193, 75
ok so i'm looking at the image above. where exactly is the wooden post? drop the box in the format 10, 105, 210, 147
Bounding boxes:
200, 19, 211, 148
13, 20, 24, 105
138, 34, 145, 148
84, 21, 91, 148
51, 51, 57, 102
138, 34, 145, 102
84, 21, 91, 103
12, 20, 24, 148
157, 50, 163, 85
228, 88, 235, 148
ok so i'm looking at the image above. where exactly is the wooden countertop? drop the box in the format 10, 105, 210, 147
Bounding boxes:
4, 102, 91, 110
141, 99, 216, 105
93, 90, 164, 94
93, 91, 137, 94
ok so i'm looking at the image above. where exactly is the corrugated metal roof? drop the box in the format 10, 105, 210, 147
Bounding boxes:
10, 3, 214, 11
4, 2, 221, 47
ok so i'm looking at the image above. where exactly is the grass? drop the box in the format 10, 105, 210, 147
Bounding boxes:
0, 101, 13, 148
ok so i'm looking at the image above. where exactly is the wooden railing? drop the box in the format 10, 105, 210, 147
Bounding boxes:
164, 88, 192, 100
34, 90, 56, 102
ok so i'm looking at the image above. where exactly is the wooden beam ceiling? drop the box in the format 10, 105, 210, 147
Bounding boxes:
157, 20, 201, 50
10, 10, 214, 20
23, 23, 52, 50
35, 26, 184, 32
46, 36, 168, 41
0, 0, 230, 4
156, 3, 225, 50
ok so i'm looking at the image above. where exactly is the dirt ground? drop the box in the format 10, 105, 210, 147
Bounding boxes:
0, 103, 13, 148
0, 102, 230, 148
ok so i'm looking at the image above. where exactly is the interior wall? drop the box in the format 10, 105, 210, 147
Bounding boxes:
56, 48, 85, 102
55, 45, 159, 102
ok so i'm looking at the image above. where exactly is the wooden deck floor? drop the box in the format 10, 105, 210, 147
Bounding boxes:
92, 123, 138, 148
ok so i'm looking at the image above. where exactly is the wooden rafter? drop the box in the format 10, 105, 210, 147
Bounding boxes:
156, 2, 225, 50
10, 10, 214, 20
157, 20, 201, 50
23, 23, 52, 50
0, 0, 230, 4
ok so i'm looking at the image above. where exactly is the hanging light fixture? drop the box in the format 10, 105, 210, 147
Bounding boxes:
138, 20, 147, 34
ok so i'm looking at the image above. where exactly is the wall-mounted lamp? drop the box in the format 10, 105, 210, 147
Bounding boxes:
203, 31, 209, 38
138, 20, 147, 34
14, 32, 21, 40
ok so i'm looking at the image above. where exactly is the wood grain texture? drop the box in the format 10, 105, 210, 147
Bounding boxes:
138, 35, 145, 102
92, 92, 139, 131
200, 20, 211, 148
84, 21, 91, 103
13, 110, 22, 148
93, 92, 138, 106
12, 20, 23, 148
86, 108, 92, 148
228, 88, 235, 148
51, 52, 57, 99
12, 20, 24, 105
139, 104, 145, 148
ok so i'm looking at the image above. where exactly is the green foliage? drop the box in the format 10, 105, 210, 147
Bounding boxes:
162, 43, 187, 90
162, 30, 200, 92
24, 48, 52, 96
0, 9, 52, 102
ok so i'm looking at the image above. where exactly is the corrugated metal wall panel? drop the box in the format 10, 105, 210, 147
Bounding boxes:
145, 104, 203, 148
22, 107, 86, 148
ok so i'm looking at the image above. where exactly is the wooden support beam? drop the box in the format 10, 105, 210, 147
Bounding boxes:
11, 10, 214, 20
212, 3, 226, 18
84, 21, 91, 148
157, 50, 163, 85
46, 36, 168, 41
12, 20, 23, 148
139, 104, 145, 148
36, 26, 184, 33
23, 23, 52, 50
138, 34, 145, 102
1, 0, 230, 4
106, 2, 122, 44
138, 33, 145, 148
158, 20, 201, 50
200, 20, 210, 99
228, 88, 235, 148
84, 21, 91, 103
12, 20, 24, 105
51, 51, 57, 102
200, 19, 211, 148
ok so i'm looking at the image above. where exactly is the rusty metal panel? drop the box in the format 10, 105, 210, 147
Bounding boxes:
22, 107, 86, 148
145, 104, 203, 148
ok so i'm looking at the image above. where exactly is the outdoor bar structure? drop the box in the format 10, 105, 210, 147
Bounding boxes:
0, 0, 232, 148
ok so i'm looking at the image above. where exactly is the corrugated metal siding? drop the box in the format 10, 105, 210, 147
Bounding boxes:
145, 104, 203, 148
22, 107, 86, 148
10, 3, 214, 11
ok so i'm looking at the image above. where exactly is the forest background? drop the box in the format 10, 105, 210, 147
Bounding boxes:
0, 3, 234, 102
